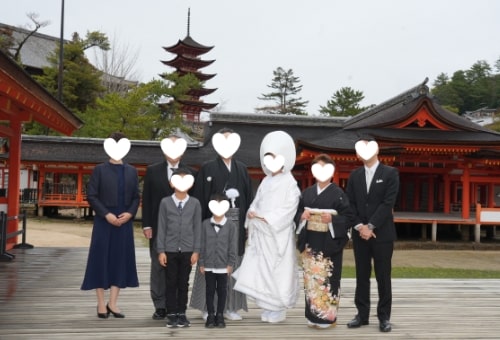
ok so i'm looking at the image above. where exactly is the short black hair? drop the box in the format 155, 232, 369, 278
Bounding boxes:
210, 193, 229, 202
217, 127, 235, 134
108, 131, 127, 142
312, 153, 335, 166
356, 133, 376, 142
172, 167, 192, 177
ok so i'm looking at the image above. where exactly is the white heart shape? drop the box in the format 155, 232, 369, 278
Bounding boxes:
208, 199, 230, 217
263, 154, 285, 173
311, 163, 335, 182
160, 138, 187, 160
170, 174, 194, 192
212, 133, 241, 159
355, 140, 379, 161
103, 138, 131, 161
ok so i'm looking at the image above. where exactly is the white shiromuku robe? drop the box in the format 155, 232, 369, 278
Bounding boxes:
232, 171, 300, 311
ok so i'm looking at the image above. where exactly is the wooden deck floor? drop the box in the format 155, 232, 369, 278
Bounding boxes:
1, 247, 500, 339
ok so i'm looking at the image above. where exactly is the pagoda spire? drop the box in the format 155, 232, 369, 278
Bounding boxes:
161, 9, 218, 122
187, 8, 191, 37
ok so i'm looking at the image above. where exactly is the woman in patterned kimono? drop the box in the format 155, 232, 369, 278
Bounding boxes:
295, 154, 354, 329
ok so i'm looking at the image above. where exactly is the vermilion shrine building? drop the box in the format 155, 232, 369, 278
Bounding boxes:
0, 50, 83, 250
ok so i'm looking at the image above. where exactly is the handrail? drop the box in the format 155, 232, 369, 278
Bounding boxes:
0, 211, 33, 262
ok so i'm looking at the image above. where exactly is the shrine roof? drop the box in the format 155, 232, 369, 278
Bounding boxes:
196, 113, 346, 167
0, 23, 61, 71
18, 135, 203, 167
0, 50, 83, 135
343, 78, 494, 133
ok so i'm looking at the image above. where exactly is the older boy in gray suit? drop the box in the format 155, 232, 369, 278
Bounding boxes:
156, 168, 202, 328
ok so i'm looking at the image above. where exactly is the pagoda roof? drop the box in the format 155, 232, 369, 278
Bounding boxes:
178, 99, 218, 110
176, 69, 216, 81
188, 87, 217, 97
163, 35, 213, 56
161, 54, 214, 70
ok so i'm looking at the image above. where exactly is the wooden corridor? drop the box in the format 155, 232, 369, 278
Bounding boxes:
1, 247, 499, 339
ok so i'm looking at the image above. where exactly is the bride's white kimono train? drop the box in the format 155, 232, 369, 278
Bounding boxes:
232, 172, 300, 313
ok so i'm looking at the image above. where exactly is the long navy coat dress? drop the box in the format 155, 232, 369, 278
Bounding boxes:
81, 161, 140, 290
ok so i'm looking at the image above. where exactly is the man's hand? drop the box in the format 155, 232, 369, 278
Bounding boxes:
143, 228, 152, 239
158, 253, 167, 267
359, 224, 376, 240
191, 252, 199, 265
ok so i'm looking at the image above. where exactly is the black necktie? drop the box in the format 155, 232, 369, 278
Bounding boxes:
178, 201, 183, 213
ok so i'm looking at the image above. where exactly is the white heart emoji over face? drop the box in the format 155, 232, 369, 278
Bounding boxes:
212, 133, 241, 159
103, 138, 131, 161
355, 140, 379, 161
311, 163, 335, 182
263, 154, 285, 173
170, 174, 194, 192
208, 199, 230, 217
160, 138, 187, 160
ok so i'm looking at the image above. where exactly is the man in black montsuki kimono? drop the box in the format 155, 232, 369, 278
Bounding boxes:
190, 128, 253, 321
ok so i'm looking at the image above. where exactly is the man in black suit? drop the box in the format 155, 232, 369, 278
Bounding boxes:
345, 136, 399, 333
142, 135, 196, 320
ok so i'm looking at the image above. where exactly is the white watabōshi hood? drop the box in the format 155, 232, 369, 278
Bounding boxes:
259, 130, 296, 176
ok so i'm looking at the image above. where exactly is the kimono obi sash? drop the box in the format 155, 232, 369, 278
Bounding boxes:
306, 214, 329, 232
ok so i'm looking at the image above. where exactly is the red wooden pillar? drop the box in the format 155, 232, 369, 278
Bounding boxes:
413, 178, 421, 211
400, 178, 407, 210
6, 119, 21, 248
488, 182, 495, 207
427, 175, 434, 212
462, 165, 470, 219
442, 176, 449, 213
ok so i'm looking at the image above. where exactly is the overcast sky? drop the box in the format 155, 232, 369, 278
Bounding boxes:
3, 0, 500, 115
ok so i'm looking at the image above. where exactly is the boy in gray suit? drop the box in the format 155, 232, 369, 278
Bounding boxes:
156, 168, 202, 328
199, 193, 237, 328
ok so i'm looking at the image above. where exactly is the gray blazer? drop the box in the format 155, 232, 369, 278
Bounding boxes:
156, 195, 202, 254
199, 218, 237, 269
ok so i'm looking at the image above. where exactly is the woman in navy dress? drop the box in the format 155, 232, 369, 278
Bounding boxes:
81, 132, 140, 319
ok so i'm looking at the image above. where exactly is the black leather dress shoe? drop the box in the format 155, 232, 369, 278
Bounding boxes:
347, 315, 369, 328
152, 308, 166, 320
379, 319, 392, 332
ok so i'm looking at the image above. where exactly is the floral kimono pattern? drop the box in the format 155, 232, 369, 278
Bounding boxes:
302, 247, 340, 323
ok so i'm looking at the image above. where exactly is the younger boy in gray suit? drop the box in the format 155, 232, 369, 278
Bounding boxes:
156, 168, 202, 328
199, 193, 237, 328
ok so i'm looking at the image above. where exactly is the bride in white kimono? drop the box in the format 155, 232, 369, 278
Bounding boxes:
232, 130, 300, 323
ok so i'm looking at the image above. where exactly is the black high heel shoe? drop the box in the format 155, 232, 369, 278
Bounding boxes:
97, 306, 109, 319
107, 304, 125, 318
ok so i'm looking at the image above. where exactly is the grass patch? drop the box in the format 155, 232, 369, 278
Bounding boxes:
342, 266, 500, 279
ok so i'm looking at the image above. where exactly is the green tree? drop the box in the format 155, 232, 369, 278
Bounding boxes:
431, 60, 500, 114
431, 73, 461, 113
256, 67, 309, 115
75, 74, 201, 140
24, 31, 109, 134
0, 13, 49, 61
319, 86, 367, 117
